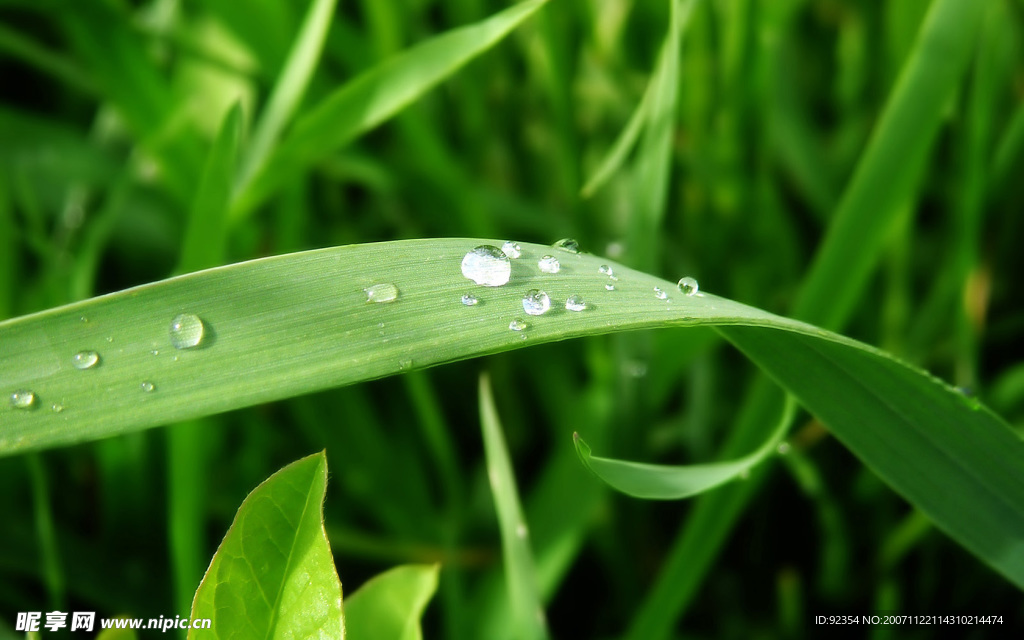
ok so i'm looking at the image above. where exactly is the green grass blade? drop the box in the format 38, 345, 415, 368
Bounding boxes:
578, 76, 652, 199
572, 396, 795, 499
234, 0, 550, 217
178, 102, 243, 273
188, 451, 343, 638
479, 373, 548, 640
1, 238, 1022, 590
233, 0, 337, 199
343, 564, 439, 640
793, 0, 987, 329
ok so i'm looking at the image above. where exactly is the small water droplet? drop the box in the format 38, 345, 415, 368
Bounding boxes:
71, 350, 100, 370
654, 287, 668, 300
552, 238, 580, 253
604, 283, 616, 291
140, 381, 155, 393
151, 349, 159, 356
461, 293, 480, 306
399, 359, 413, 370
777, 442, 791, 455
565, 295, 588, 311
51, 403, 64, 413
105, 336, 113, 343
170, 313, 205, 349
538, 255, 560, 274
598, 264, 613, 276
79, 316, 89, 323
522, 289, 551, 316
501, 241, 522, 259
10, 390, 37, 410
364, 282, 400, 303
509, 319, 528, 332
462, 245, 511, 286
677, 276, 699, 296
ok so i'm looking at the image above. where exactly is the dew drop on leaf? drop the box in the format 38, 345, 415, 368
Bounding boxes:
462, 245, 511, 286
509, 319, 528, 332
565, 295, 588, 312
677, 276, 699, 296
501, 241, 522, 259
71, 350, 100, 370
364, 283, 400, 303
170, 313, 206, 349
604, 283, 616, 291
461, 293, 480, 306
552, 238, 581, 253
654, 287, 668, 300
140, 381, 155, 393
10, 390, 37, 410
522, 289, 551, 316
538, 255, 560, 274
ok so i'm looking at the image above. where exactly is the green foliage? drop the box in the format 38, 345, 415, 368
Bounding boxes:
2, 0, 1023, 637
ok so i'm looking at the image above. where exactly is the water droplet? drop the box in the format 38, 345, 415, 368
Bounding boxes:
140, 381, 155, 393
71, 350, 100, 370
538, 255, 560, 274
461, 293, 480, 306
461, 245, 511, 286
598, 264, 613, 276
399, 359, 413, 370
79, 316, 89, 323
552, 238, 580, 253
51, 403, 64, 413
105, 336, 113, 343
151, 349, 159, 356
604, 283, 616, 291
522, 289, 551, 316
565, 295, 587, 311
777, 442, 791, 455
501, 241, 522, 259
654, 287, 668, 300
509, 319, 528, 332
170, 313, 206, 349
10, 390, 37, 410
364, 282, 399, 303
677, 276, 699, 296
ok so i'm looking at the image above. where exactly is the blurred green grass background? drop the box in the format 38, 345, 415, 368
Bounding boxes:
1, 0, 1023, 637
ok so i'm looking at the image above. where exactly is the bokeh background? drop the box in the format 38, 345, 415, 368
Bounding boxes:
2, 0, 1023, 637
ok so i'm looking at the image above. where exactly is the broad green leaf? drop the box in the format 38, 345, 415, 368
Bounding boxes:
1, 239, 1022, 591
479, 373, 548, 640
233, 0, 550, 216
188, 451, 343, 639
343, 564, 439, 640
573, 397, 795, 499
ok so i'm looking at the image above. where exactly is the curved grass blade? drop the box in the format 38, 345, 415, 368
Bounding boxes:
343, 564, 439, 640
1, 238, 1022, 589
234, 0, 550, 217
189, 451, 343, 639
480, 373, 548, 640
573, 396, 795, 499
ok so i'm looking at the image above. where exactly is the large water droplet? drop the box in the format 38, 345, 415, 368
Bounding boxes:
538, 255, 560, 274
10, 390, 37, 410
170, 313, 206, 349
501, 241, 522, 259
71, 350, 100, 370
522, 289, 551, 316
462, 245, 511, 286
140, 381, 155, 393
509, 319, 528, 332
552, 238, 580, 253
565, 295, 588, 311
365, 282, 399, 303
653, 287, 668, 300
677, 276, 699, 296
461, 293, 480, 306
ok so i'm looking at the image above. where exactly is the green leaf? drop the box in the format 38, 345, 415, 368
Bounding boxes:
480, 373, 548, 640
1, 239, 1022, 591
233, 0, 551, 216
188, 451, 343, 639
573, 397, 795, 499
343, 564, 439, 640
